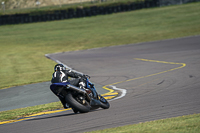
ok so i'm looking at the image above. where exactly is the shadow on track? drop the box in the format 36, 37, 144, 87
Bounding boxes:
26, 109, 101, 122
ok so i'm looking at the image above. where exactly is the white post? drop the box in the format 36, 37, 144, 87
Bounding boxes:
36, 0, 41, 8
2, 1, 5, 13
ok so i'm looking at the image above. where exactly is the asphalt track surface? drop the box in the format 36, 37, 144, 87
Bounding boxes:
1, 36, 200, 133
0, 82, 108, 112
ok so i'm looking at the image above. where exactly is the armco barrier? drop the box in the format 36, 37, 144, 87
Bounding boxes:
0, 0, 159, 26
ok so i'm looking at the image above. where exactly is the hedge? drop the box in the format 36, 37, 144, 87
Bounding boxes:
0, 0, 160, 25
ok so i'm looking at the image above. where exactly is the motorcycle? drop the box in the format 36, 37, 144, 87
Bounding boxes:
50, 75, 110, 113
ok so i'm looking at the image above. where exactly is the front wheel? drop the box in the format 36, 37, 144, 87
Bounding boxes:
99, 95, 110, 109
65, 93, 91, 113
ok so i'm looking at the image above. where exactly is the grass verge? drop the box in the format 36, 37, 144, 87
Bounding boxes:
0, 102, 63, 122
86, 113, 200, 133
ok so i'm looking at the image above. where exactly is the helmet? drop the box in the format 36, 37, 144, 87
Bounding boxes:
54, 64, 66, 71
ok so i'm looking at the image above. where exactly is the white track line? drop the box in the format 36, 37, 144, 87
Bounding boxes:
108, 85, 127, 101
45, 55, 127, 101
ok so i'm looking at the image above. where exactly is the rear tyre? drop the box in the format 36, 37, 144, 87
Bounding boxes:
99, 95, 110, 109
65, 92, 91, 113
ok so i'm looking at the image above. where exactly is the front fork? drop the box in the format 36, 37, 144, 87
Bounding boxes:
86, 83, 98, 99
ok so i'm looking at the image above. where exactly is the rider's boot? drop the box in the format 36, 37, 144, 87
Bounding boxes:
79, 81, 86, 90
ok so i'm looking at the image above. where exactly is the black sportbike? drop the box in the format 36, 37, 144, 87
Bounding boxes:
50, 75, 110, 113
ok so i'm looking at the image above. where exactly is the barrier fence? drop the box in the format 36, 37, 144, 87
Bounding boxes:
0, 0, 199, 26
159, 0, 200, 6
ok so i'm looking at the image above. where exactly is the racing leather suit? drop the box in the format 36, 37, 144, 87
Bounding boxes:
50, 69, 85, 108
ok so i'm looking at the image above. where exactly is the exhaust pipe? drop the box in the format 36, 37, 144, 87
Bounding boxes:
67, 84, 86, 94
66, 84, 91, 100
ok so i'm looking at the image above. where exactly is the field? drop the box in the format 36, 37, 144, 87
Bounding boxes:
0, 2, 200, 131
0, 2, 200, 89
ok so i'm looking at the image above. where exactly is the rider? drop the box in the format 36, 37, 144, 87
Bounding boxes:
50, 64, 86, 109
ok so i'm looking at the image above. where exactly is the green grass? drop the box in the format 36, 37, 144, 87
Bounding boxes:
86, 113, 200, 133
0, 102, 63, 121
0, 2, 200, 125
0, 2, 199, 89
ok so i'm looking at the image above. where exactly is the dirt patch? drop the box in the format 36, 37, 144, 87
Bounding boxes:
1, 0, 93, 9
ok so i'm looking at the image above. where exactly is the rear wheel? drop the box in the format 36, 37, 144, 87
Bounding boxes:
65, 92, 91, 113
99, 95, 110, 109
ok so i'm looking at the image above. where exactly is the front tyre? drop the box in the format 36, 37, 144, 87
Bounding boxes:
65, 93, 91, 113
99, 95, 110, 109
